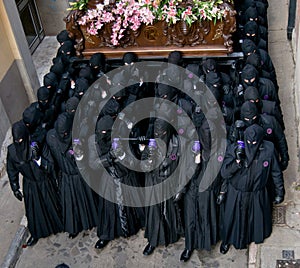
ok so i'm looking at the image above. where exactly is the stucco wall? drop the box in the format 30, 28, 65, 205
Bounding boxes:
0, 0, 38, 147
0, 16, 14, 146
2, 0, 40, 97
292, 1, 300, 134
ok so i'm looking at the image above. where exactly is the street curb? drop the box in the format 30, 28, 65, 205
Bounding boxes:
0, 126, 27, 268
1, 217, 28, 268
248, 243, 258, 268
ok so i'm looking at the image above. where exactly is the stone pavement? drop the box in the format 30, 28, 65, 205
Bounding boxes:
13, 230, 248, 268
1, 0, 300, 267
250, 1, 300, 267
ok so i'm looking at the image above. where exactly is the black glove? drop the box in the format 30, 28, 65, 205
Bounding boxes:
111, 146, 126, 159
73, 144, 84, 161
222, 106, 228, 117
279, 160, 288, 171
274, 196, 284, 204
31, 142, 40, 160
216, 193, 226, 205
235, 149, 245, 162
13, 190, 23, 201
223, 84, 231, 95
147, 146, 156, 158
235, 142, 245, 165
236, 84, 244, 97
192, 112, 205, 127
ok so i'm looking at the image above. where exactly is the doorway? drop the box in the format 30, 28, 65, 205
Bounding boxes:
16, 0, 44, 53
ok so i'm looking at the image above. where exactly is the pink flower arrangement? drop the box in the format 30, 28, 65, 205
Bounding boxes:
76, 0, 228, 46
79, 0, 155, 45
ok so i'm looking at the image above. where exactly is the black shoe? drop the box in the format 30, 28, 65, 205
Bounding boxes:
68, 232, 79, 239
26, 236, 38, 247
220, 242, 230, 254
180, 249, 193, 262
143, 243, 155, 256
95, 239, 109, 249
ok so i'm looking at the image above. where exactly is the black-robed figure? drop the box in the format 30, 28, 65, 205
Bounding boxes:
46, 113, 98, 237
244, 86, 284, 130
91, 115, 144, 249
219, 124, 284, 252
180, 95, 224, 262
142, 118, 182, 256
240, 101, 289, 171
241, 39, 277, 88
7, 121, 63, 246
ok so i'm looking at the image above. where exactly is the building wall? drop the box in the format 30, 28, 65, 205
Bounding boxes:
0, 1, 39, 147
0, 15, 24, 145
295, 0, 300, 48
0, 42, 12, 145
2, 0, 40, 95
36, 0, 70, 36
293, 1, 300, 134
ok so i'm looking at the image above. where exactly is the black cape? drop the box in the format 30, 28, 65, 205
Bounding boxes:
46, 129, 98, 234
220, 140, 284, 249
7, 142, 63, 239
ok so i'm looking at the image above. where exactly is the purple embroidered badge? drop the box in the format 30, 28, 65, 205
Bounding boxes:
178, 128, 184, 135
170, 154, 177, 160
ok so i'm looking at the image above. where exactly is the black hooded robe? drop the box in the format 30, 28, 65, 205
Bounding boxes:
220, 125, 285, 249
91, 115, 143, 241
7, 121, 63, 239
142, 119, 182, 247
184, 108, 224, 251
93, 154, 144, 241
46, 115, 98, 234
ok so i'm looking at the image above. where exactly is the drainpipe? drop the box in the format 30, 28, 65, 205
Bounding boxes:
287, 0, 297, 40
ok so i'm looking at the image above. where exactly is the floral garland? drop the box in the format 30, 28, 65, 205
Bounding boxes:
71, 0, 229, 46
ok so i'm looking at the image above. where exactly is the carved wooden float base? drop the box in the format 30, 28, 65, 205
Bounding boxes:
65, 2, 237, 59
82, 45, 229, 59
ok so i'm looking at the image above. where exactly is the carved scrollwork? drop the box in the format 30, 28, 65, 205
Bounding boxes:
143, 26, 161, 43
64, 10, 85, 57
120, 28, 141, 48
221, 2, 237, 53
87, 0, 103, 9
212, 23, 224, 41
165, 20, 210, 47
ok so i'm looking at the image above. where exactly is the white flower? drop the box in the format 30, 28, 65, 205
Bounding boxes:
211, 7, 219, 15
96, 4, 104, 11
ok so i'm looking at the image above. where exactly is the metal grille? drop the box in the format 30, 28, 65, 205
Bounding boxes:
273, 205, 286, 225
282, 250, 295, 260
276, 259, 300, 268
